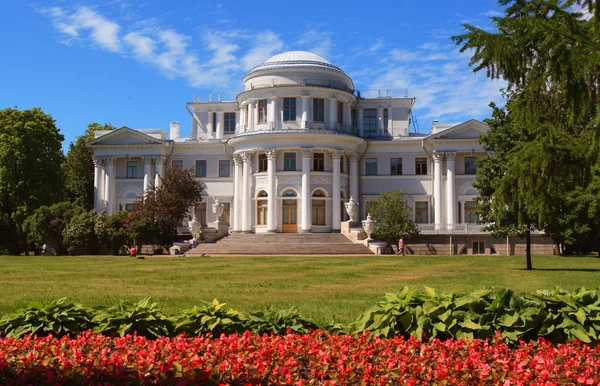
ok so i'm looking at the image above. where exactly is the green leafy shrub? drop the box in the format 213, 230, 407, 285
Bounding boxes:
242, 306, 321, 335
174, 299, 245, 336
0, 298, 95, 338
92, 298, 173, 339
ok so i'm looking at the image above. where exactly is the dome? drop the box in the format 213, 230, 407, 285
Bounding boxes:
246, 50, 347, 76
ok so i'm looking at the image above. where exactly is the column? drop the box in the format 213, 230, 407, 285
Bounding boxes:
301, 96, 309, 128
216, 112, 224, 140
239, 106, 246, 133
232, 155, 243, 232
328, 99, 338, 130
154, 156, 165, 189
265, 149, 279, 232
268, 97, 277, 130
300, 148, 312, 232
241, 151, 255, 233
104, 157, 116, 215
376, 108, 384, 136
357, 108, 364, 137
348, 152, 360, 214
445, 152, 456, 226
93, 157, 104, 212
343, 102, 352, 130
142, 156, 153, 195
248, 101, 255, 131
331, 150, 344, 232
433, 152, 443, 228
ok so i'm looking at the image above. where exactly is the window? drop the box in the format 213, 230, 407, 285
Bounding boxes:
124, 203, 134, 211
195, 160, 206, 177
126, 161, 138, 178
284, 152, 296, 171
415, 202, 429, 223
465, 201, 479, 223
172, 160, 183, 171
224, 112, 235, 134
219, 160, 230, 177
415, 157, 427, 175
258, 153, 267, 172
195, 203, 207, 226
473, 241, 485, 255
245, 105, 249, 125
313, 98, 325, 122
258, 99, 267, 123
383, 109, 389, 131
337, 102, 343, 124
351, 109, 357, 128
283, 98, 296, 121
391, 158, 402, 176
313, 152, 325, 172
366, 158, 378, 175
212, 112, 217, 134
257, 191, 268, 226
222, 202, 230, 225
465, 156, 477, 174
364, 109, 377, 133
312, 190, 326, 225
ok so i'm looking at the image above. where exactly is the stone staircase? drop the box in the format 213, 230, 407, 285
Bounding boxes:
187, 233, 374, 256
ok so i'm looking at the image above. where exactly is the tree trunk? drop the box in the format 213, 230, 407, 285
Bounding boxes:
525, 230, 533, 270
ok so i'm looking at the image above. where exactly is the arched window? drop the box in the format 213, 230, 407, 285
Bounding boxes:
312, 190, 326, 225
256, 191, 268, 226
283, 190, 297, 197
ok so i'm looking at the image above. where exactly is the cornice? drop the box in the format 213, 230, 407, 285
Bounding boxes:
228, 129, 366, 147
236, 85, 356, 104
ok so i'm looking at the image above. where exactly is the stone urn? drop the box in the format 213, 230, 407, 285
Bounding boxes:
362, 213, 375, 242
212, 198, 224, 223
345, 196, 359, 222
188, 214, 201, 240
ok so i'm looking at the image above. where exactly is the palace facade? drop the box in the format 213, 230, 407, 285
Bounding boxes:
89, 51, 553, 255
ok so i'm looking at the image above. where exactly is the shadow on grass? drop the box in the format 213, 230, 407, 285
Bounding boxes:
513, 268, 600, 272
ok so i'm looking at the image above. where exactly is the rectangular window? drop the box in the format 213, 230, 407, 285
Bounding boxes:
465, 201, 479, 223
312, 200, 326, 225
390, 158, 402, 175
245, 105, 249, 125
283, 97, 296, 121
337, 101, 343, 124
257, 195, 268, 225
284, 152, 296, 171
364, 109, 377, 133
313, 152, 325, 172
465, 156, 477, 175
172, 160, 183, 171
366, 158, 378, 175
212, 112, 217, 133
351, 109, 357, 128
126, 161, 138, 178
473, 241, 485, 254
219, 160, 230, 177
258, 153, 267, 172
195, 160, 206, 177
125, 203, 134, 211
195, 203, 207, 226
313, 98, 325, 122
222, 202, 230, 225
224, 112, 235, 134
415, 202, 429, 223
415, 157, 427, 175
258, 99, 267, 123
383, 109, 389, 131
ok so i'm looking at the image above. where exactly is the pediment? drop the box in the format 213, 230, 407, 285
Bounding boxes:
427, 119, 488, 140
88, 126, 165, 146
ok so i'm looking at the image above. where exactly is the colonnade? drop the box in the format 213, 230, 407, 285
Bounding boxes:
432, 151, 457, 227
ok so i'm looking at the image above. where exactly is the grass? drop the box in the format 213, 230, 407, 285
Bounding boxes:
0, 254, 599, 323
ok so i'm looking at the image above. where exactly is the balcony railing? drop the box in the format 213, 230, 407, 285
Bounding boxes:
417, 223, 489, 234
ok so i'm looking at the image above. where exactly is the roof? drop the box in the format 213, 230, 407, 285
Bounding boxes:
245, 50, 347, 77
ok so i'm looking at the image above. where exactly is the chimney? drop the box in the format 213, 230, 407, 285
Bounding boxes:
170, 121, 180, 140
432, 120, 439, 134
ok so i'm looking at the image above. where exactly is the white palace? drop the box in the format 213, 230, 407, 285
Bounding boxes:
89, 51, 553, 255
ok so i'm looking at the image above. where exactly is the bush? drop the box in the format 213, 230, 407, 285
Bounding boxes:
241, 306, 321, 335
174, 299, 246, 336
92, 298, 173, 338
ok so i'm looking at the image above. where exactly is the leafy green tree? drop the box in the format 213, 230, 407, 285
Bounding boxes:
95, 211, 132, 255
0, 108, 64, 254
63, 123, 115, 209
63, 208, 100, 255
367, 190, 418, 246
23, 202, 76, 255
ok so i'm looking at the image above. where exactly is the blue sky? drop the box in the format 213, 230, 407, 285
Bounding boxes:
1, 0, 507, 148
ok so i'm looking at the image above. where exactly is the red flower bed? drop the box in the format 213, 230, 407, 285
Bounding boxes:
1, 331, 599, 385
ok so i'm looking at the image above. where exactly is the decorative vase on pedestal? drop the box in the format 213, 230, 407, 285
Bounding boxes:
212, 198, 225, 224
345, 196, 359, 222
362, 213, 375, 242
188, 214, 201, 242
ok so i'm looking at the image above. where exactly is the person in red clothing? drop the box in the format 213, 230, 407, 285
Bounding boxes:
129, 246, 137, 258
397, 238, 405, 256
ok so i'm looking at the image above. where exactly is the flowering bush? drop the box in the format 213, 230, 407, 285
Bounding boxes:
1, 331, 599, 385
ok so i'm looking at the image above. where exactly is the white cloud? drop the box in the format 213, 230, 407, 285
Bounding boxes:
480, 10, 503, 17
241, 31, 283, 70
296, 29, 333, 59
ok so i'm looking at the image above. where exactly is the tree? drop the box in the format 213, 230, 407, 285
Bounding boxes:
23, 202, 76, 255
63, 123, 115, 209
367, 190, 418, 246
125, 168, 204, 248
95, 211, 131, 255
63, 208, 100, 255
0, 108, 64, 254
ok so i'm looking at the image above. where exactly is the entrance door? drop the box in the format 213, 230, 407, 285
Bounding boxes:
282, 199, 298, 233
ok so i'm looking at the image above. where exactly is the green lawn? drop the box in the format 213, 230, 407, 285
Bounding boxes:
0, 255, 599, 322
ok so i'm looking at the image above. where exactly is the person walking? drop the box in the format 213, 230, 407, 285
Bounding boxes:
397, 238, 405, 256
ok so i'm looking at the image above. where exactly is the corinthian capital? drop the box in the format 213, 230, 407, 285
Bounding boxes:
265, 148, 279, 160
240, 151, 255, 162
93, 157, 104, 167
233, 154, 243, 165
329, 149, 345, 159
432, 152, 443, 162
153, 156, 167, 165
445, 152, 457, 161
300, 147, 313, 158
346, 151, 360, 162
142, 156, 154, 165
